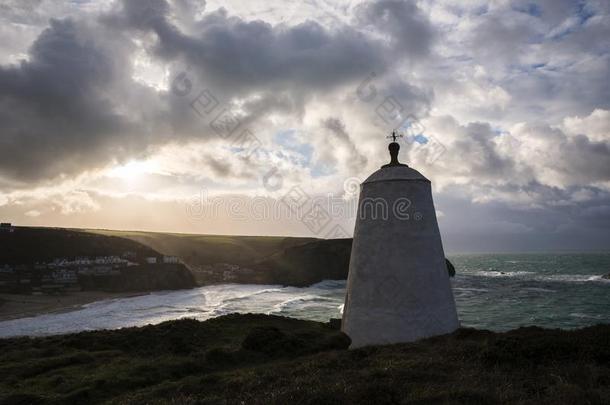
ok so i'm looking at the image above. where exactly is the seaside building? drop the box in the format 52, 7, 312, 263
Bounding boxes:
162, 256, 179, 264
341, 132, 459, 348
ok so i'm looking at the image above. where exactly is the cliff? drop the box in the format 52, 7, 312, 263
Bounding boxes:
254, 238, 352, 286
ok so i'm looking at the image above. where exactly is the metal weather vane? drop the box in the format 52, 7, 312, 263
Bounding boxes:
387, 130, 403, 143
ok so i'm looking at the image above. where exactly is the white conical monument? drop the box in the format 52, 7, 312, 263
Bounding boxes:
341, 131, 459, 348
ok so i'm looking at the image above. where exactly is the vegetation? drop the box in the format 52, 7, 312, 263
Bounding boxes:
87, 229, 345, 286
0, 227, 158, 265
88, 229, 316, 267
1, 227, 196, 293
256, 238, 352, 286
0, 315, 608, 404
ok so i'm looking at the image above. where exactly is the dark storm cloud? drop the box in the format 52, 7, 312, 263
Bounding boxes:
437, 183, 610, 252
116, 4, 386, 94
514, 123, 610, 185
321, 117, 368, 173
450, 122, 515, 179
0, 0, 437, 185
0, 18, 139, 183
356, 0, 436, 57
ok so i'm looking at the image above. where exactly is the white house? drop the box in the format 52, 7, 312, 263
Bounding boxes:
162, 256, 179, 264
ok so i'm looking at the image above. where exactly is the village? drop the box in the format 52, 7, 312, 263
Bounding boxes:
0, 248, 180, 295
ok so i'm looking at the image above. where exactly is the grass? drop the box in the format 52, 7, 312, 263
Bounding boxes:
86, 229, 317, 267
0, 227, 159, 264
0, 315, 608, 404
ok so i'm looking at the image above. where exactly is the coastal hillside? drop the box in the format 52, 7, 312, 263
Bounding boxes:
255, 238, 352, 286
88, 229, 316, 266
88, 230, 449, 287
87, 229, 341, 285
2, 226, 348, 291
0, 227, 159, 264
0, 227, 195, 294
0, 314, 608, 404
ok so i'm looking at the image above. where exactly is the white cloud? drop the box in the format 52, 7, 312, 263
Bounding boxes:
0, 0, 608, 250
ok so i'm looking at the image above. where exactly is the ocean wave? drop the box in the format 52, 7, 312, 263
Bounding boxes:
271, 295, 337, 313
309, 280, 347, 289
522, 287, 556, 293
472, 270, 609, 284
210, 285, 285, 303
453, 287, 490, 292
474, 270, 535, 278
570, 312, 604, 319
536, 274, 610, 283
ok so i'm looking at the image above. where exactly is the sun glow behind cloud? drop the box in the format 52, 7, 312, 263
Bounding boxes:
106, 161, 160, 181
0, 0, 608, 250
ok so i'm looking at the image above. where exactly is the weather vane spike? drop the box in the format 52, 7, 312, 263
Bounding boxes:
387, 130, 403, 143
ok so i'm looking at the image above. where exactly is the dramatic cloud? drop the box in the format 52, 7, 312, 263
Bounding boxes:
0, 0, 608, 251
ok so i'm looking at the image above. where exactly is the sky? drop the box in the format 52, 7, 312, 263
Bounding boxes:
0, 0, 609, 252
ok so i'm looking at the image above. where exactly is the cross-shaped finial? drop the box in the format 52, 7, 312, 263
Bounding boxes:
387, 130, 403, 143
381, 130, 408, 168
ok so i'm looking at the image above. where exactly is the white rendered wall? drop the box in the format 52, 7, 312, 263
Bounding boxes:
342, 166, 459, 348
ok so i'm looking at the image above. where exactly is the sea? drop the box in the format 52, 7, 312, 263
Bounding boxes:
1, 253, 609, 338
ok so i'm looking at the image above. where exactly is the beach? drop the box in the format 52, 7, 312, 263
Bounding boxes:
0, 291, 147, 322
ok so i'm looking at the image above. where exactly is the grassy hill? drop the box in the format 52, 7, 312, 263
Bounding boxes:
86, 229, 346, 286
255, 238, 352, 286
87, 229, 316, 267
3, 226, 346, 288
0, 227, 159, 265
0, 227, 196, 293
0, 314, 608, 404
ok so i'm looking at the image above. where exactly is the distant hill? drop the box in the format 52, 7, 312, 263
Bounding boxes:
85, 230, 452, 287
255, 238, 352, 286
0, 227, 195, 293
0, 227, 158, 264
88, 229, 316, 266
87, 229, 347, 286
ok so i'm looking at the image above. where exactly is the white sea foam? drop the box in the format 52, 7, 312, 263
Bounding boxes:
474, 270, 535, 278
0, 282, 347, 338
472, 270, 609, 284
523, 287, 556, 293
536, 274, 610, 283
570, 313, 603, 319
